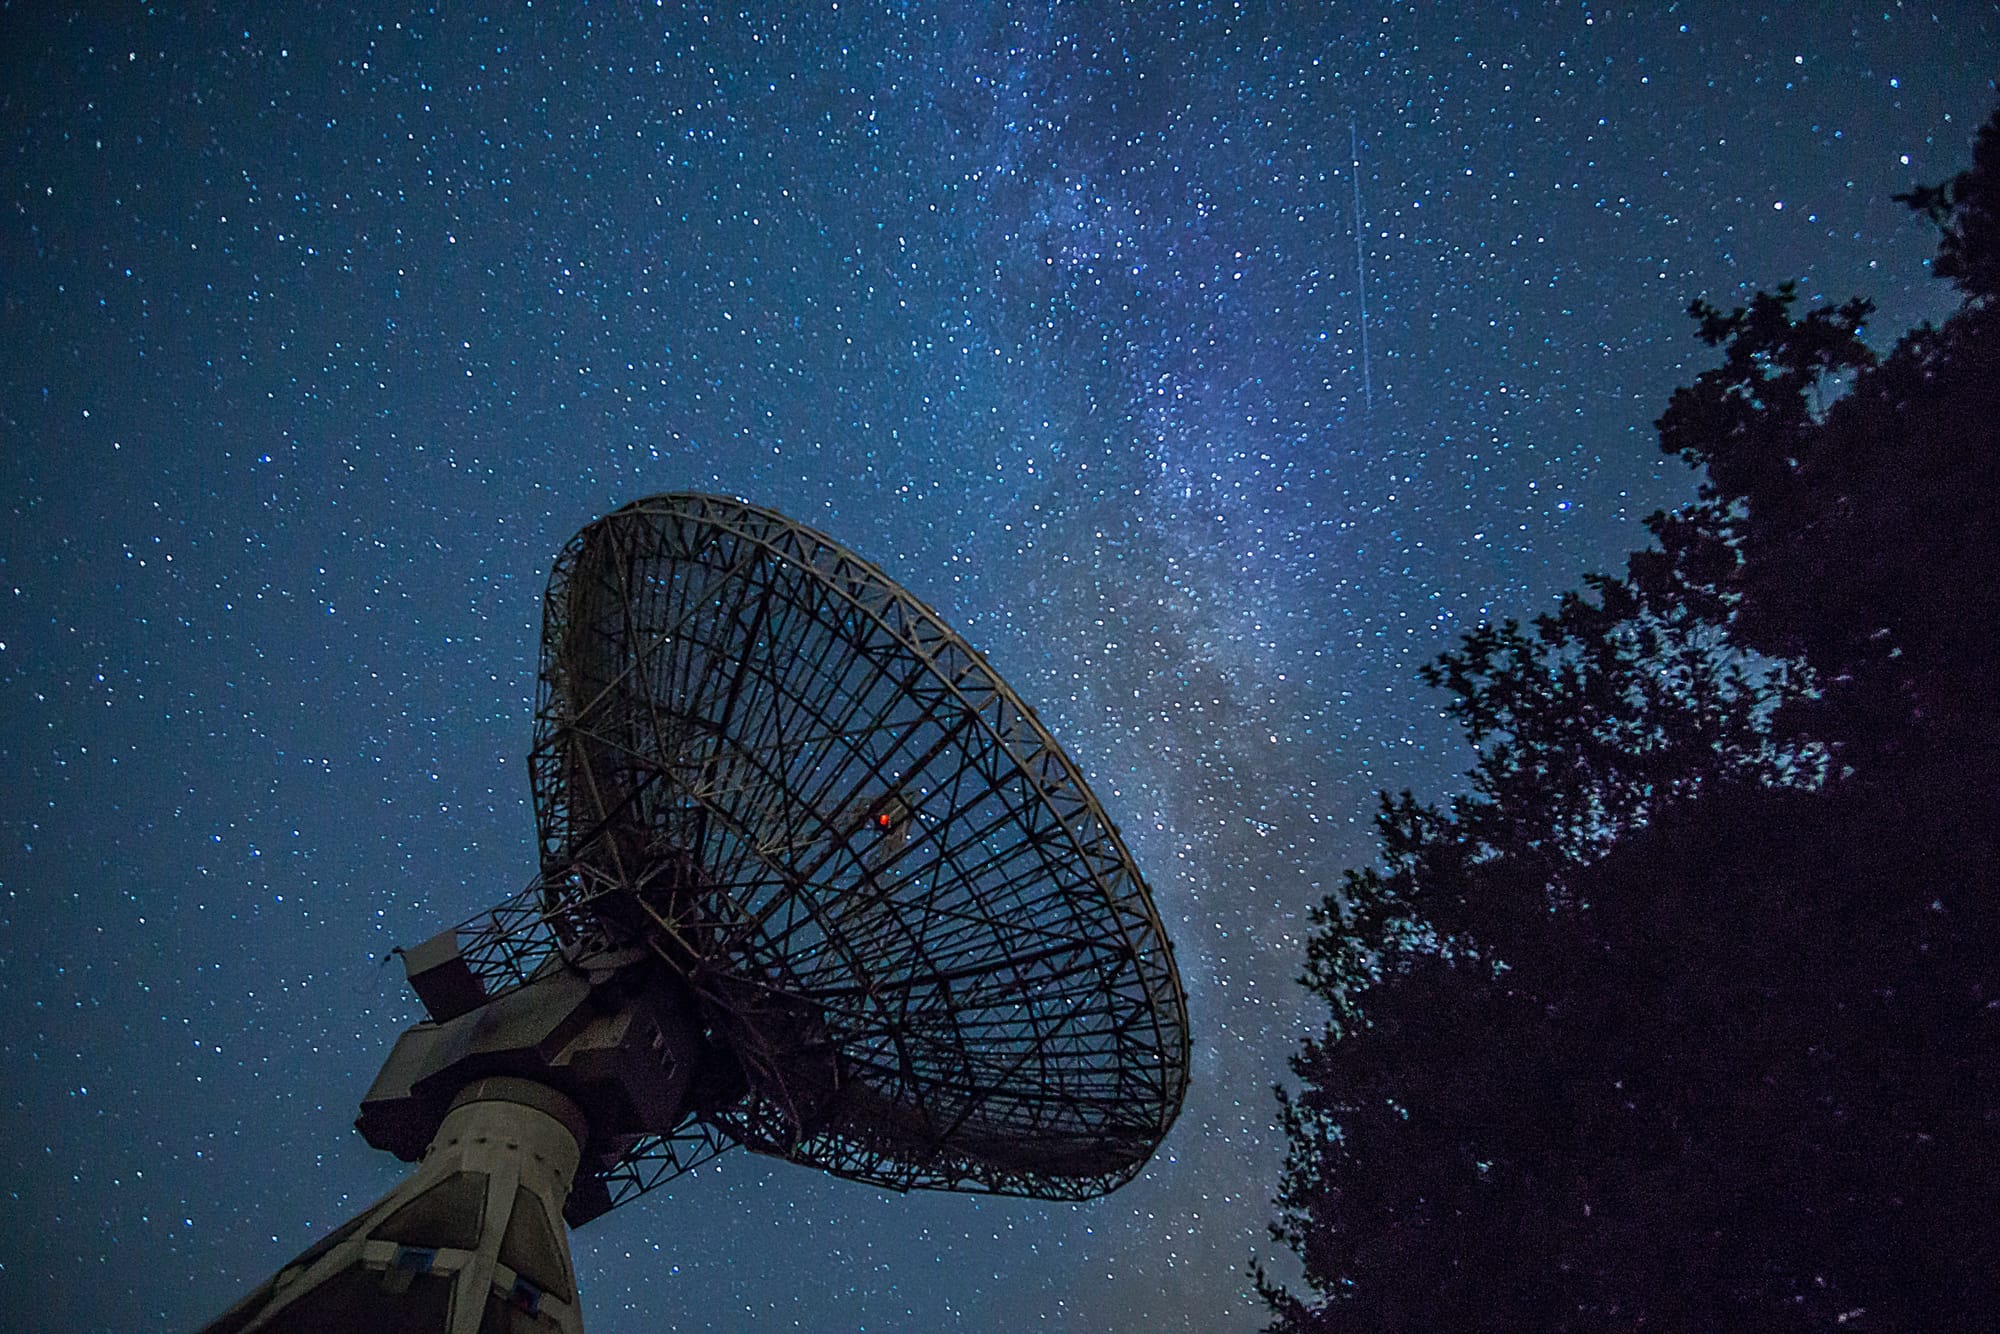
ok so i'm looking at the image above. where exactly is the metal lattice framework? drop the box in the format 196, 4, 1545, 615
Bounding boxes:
457, 493, 1188, 1208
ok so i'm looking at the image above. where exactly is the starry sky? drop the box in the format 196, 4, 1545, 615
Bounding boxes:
3, 3, 1994, 1330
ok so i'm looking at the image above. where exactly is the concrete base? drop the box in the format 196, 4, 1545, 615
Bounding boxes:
204, 1078, 588, 1334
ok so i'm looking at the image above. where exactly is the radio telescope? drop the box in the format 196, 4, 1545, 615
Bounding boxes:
205, 493, 1190, 1333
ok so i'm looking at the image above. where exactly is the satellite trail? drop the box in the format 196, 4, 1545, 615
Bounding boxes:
1350, 118, 1373, 411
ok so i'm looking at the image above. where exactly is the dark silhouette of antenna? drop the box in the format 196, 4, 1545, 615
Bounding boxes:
204, 493, 1190, 1333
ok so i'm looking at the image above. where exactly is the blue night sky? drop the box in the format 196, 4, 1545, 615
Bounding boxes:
3, 4, 1994, 1329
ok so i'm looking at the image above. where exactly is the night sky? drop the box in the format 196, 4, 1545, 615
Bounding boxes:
4, 4, 1995, 1330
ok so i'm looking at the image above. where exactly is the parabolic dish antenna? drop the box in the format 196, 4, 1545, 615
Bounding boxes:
207, 494, 1188, 1333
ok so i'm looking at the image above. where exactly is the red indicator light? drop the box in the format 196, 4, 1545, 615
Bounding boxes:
876, 813, 893, 829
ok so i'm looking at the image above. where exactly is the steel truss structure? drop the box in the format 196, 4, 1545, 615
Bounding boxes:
200, 493, 1192, 1334
446, 493, 1189, 1208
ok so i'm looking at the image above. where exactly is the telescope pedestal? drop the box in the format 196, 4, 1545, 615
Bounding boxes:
204, 1077, 587, 1334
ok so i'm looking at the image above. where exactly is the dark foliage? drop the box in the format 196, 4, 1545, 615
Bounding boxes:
1261, 106, 2000, 1332
1897, 107, 2000, 301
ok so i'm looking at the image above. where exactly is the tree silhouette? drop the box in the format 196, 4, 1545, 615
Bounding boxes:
1260, 105, 2000, 1332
